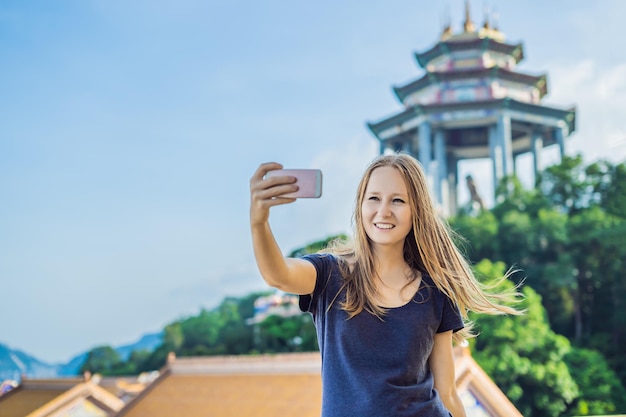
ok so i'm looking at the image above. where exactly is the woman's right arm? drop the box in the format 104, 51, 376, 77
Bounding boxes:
249, 162, 317, 295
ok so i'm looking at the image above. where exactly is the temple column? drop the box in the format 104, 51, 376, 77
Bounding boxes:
531, 131, 543, 185
418, 121, 433, 189
434, 129, 447, 211
498, 113, 514, 177
488, 124, 500, 197
411, 132, 420, 159
402, 138, 412, 154
418, 122, 432, 167
490, 114, 514, 199
447, 154, 458, 216
555, 125, 566, 158
379, 140, 387, 155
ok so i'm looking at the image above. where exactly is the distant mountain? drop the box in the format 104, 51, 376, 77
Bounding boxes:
115, 332, 163, 361
0, 343, 59, 381
0, 332, 163, 380
56, 352, 88, 377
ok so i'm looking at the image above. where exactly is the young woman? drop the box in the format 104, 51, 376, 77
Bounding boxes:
249, 153, 521, 417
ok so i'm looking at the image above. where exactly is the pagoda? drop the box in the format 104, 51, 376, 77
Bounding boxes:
367, 1, 576, 215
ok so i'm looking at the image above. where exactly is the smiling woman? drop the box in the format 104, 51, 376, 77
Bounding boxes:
249, 153, 523, 417
361, 166, 413, 250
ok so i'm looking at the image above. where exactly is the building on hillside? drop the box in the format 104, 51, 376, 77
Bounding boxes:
247, 292, 301, 324
114, 347, 522, 417
0, 372, 156, 417
367, 1, 576, 215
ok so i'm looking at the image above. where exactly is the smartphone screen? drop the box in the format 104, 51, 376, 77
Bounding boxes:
265, 169, 323, 198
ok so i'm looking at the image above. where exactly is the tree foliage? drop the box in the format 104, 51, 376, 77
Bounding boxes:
471, 259, 626, 416
81, 291, 319, 375
80, 345, 130, 376
564, 348, 626, 415
453, 155, 626, 414
288, 233, 348, 257
470, 260, 578, 417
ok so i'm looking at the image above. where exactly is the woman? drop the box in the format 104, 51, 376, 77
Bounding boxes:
249, 153, 521, 417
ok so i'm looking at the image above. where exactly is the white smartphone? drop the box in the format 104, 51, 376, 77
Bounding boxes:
265, 169, 323, 198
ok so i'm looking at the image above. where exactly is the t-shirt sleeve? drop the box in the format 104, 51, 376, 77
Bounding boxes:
298, 253, 334, 315
438, 296, 465, 333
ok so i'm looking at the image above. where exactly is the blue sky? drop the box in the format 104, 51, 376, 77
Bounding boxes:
1, 0, 624, 364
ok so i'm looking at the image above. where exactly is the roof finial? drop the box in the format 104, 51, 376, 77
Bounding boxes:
492, 7, 500, 31
441, 4, 453, 40
463, 0, 476, 32
483, 3, 491, 29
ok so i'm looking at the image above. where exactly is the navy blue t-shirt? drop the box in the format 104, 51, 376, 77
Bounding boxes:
299, 253, 464, 417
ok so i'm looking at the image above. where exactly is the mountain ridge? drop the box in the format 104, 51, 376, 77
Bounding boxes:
0, 332, 163, 381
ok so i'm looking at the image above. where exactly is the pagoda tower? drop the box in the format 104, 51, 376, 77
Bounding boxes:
367, 2, 576, 215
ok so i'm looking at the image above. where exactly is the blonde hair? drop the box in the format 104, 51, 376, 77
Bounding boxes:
328, 153, 522, 342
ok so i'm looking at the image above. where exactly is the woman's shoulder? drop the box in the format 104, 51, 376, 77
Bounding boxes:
303, 250, 355, 264
419, 272, 435, 287
299, 252, 343, 272
419, 273, 448, 299
419, 273, 461, 311
301, 251, 338, 262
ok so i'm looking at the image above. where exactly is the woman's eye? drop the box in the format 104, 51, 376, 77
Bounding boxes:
393, 198, 406, 204
368, 196, 380, 201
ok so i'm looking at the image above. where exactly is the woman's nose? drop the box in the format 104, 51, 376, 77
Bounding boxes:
378, 202, 392, 217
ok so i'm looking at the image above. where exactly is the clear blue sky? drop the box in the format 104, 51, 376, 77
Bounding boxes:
1, 0, 624, 364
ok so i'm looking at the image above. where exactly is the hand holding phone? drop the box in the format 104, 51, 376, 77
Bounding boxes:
265, 169, 323, 198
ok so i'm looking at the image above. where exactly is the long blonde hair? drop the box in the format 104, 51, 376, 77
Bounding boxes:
329, 153, 522, 342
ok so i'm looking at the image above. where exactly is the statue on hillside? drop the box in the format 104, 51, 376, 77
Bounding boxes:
466, 174, 485, 211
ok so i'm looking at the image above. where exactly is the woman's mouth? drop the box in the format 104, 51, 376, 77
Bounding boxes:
375, 223, 394, 230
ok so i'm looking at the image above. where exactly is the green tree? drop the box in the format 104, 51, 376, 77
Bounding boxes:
215, 297, 255, 355
255, 314, 316, 353
470, 258, 626, 415
179, 308, 222, 354
80, 345, 125, 376
470, 260, 579, 417
288, 233, 348, 257
449, 210, 499, 262
564, 348, 626, 415
538, 154, 589, 215
454, 156, 626, 392
126, 349, 151, 374
585, 159, 626, 218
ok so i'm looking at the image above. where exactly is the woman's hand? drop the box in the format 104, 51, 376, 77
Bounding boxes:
249, 162, 317, 295
429, 331, 467, 417
249, 162, 298, 227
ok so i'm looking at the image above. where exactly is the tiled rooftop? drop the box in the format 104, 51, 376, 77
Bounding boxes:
0, 378, 84, 417
0, 350, 525, 417
117, 349, 523, 417
119, 373, 322, 417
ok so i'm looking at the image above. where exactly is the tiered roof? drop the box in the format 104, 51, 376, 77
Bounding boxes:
393, 4, 548, 110
367, 1, 576, 155
393, 67, 548, 104
414, 37, 524, 69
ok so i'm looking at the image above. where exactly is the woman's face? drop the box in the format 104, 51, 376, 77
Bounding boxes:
361, 166, 413, 249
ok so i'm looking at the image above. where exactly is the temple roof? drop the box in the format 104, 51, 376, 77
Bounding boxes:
393, 67, 548, 102
414, 37, 524, 69
417, 1, 523, 69
367, 98, 576, 140
0, 377, 125, 417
